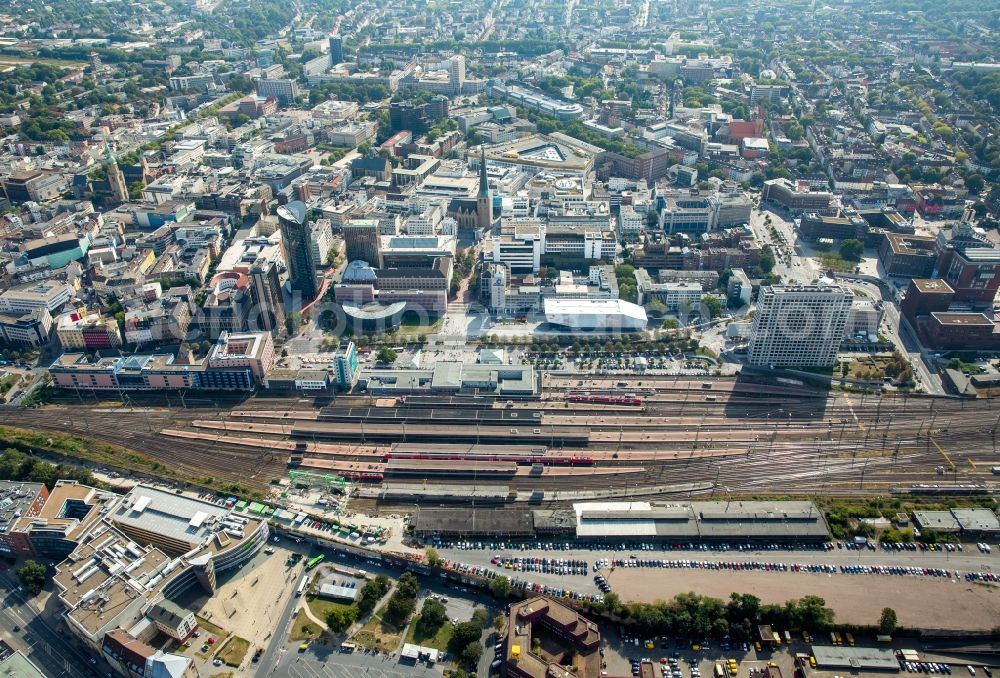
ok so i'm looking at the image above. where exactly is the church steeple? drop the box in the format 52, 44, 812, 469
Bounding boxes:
475, 146, 493, 230
478, 146, 489, 198
103, 142, 129, 204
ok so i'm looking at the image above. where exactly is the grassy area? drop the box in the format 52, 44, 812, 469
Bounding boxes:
290, 609, 324, 642
392, 315, 444, 336
306, 596, 355, 624
404, 616, 454, 652
0, 424, 170, 476
818, 254, 857, 273
0, 423, 262, 499
0, 56, 86, 68
350, 609, 405, 651
0, 374, 20, 402
216, 635, 251, 667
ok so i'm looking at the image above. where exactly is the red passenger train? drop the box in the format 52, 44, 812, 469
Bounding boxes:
568, 395, 643, 406
383, 452, 594, 466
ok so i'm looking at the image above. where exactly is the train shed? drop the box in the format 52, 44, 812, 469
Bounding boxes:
413, 508, 535, 538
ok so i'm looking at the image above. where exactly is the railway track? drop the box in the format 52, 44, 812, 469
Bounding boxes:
2, 386, 997, 503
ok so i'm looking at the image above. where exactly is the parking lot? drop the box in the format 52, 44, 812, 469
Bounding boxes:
432, 540, 1000, 630
272, 646, 443, 678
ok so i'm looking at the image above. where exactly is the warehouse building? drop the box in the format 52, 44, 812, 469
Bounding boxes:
573, 500, 829, 542
412, 501, 829, 542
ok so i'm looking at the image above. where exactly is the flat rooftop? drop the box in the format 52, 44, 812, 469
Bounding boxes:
54, 522, 172, 638
14, 481, 108, 542
811, 645, 899, 670
0, 481, 45, 536
930, 312, 994, 326
912, 279, 954, 294
950, 508, 1000, 532
413, 508, 534, 536
110, 485, 261, 557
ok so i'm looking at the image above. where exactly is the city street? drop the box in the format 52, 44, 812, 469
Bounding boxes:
0, 570, 101, 678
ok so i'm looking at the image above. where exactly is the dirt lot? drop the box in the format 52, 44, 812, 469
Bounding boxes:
605, 569, 1000, 630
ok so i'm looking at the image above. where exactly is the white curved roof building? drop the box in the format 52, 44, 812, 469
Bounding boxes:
543, 298, 648, 331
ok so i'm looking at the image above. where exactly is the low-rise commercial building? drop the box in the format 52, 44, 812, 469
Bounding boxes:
357, 361, 538, 397
878, 232, 937, 278
763, 178, 835, 212
544, 298, 648, 331
0, 281, 73, 314
505, 597, 601, 678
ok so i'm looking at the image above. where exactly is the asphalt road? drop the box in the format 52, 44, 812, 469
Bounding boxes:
255, 543, 314, 678
0, 571, 102, 678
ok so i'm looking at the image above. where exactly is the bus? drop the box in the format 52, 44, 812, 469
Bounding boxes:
296, 575, 308, 597
305, 554, 325, 570
340, 642, 357, 653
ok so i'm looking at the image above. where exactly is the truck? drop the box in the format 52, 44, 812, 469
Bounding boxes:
772, 632, 782, 647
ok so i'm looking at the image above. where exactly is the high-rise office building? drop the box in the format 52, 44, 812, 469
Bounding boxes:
249, 257, 285, 333
748, 285, 853, 368
329, 35, 343, 64
343, 218, 382, 266
277, 201, 318, 303
448, 54, 466, 89
256, 78, 300, 105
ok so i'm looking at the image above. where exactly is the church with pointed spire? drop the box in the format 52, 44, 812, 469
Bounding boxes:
103, 143, 129, 204
445, 146, 496, 234
476, 146, 493, 230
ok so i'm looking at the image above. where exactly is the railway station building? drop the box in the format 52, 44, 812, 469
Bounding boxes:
357, 360, 538, 397
412, 501, 829, 542
572, 500, 829, 543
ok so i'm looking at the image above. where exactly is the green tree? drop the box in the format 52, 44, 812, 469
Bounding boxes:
326, 605, 358, 632
425, 547, 443, 569
285, 311, 303, 335
647, 299, 668, 318
490, 575, 512, 599
376, 347, 397, 364
965, 174, 986, 194
416, 598, 448, 635
759, 246, 776, 273
461, 642, 483, 667
701, 295, 724, 319
839, 239, 864, 262
384, 592, 416, 626
878, 607, 898, 635
16, 560, 47, 595
357, 575, 390, 615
